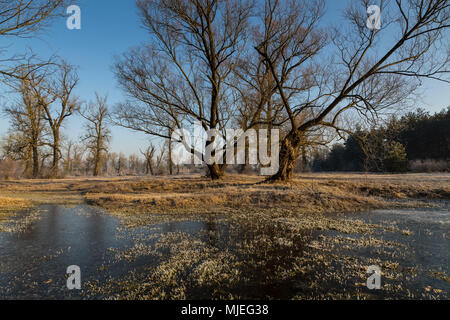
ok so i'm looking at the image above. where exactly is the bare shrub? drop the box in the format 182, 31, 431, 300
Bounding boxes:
409, 159, 450, 173
0, 159, 23, 180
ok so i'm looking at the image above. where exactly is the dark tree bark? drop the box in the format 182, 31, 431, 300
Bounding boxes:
265, 130, 303, 182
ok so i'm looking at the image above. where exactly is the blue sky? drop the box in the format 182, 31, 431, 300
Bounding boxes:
1, 0, 449, 155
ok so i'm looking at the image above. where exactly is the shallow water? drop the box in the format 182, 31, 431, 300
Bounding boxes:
323, 205, 450, 297
0, 204, 448, 299
0, 205, 216, 299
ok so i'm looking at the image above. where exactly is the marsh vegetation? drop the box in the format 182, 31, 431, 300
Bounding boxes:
0, 174, 449, 299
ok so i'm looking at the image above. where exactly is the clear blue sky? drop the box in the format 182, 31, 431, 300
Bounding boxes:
1, 0, 449, 155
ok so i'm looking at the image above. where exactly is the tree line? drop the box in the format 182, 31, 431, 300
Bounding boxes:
0, 64, 178, 179
312, 108, 450, 173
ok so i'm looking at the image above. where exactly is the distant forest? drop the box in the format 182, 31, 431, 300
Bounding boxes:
311, 108, 450, 173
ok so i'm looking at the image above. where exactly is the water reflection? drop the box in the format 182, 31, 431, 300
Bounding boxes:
0, 204, 448, 299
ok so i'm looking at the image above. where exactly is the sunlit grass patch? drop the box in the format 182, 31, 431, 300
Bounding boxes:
0, 196, 32, 216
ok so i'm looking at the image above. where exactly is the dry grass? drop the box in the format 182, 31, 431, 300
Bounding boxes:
0, 173, 448, 217
82, 173, 449, 215
0, 196, 32, 223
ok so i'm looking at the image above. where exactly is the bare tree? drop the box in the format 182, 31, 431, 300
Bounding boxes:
255, 0, 449, 182
62, 140, 74, 175
0, 0, 67, 37
3, 70, 48, 178
0, 157, 23, 180
80, 93, 111, 176
114, 0, 254, 180
108, 152, 118, 176
1, 131, 29, 164
155, 146, 166, 175
128, 153, 141, 175
116, 152, 127, 176
140, 145, 156, 175
40, 61, 80, 178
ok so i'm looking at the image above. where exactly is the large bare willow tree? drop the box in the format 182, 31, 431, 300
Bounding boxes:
114, 0, 254, 179
256, 0, 449, 182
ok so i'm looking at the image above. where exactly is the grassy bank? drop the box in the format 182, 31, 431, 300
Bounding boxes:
0, 196, 32, 219
0, 173, 448, 216
0, 196, 34, 232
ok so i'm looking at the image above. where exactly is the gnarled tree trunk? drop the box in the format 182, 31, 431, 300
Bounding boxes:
206, 163, 226, 180
32, 144, 39, 178
266, 130, 303, 183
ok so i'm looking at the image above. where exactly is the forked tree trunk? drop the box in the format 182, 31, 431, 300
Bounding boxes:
266, 129, 303, 183
204, 125, 226, 180
206, 163, 226, 180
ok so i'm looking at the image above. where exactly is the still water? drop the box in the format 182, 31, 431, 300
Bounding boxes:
0, 204, 448, 299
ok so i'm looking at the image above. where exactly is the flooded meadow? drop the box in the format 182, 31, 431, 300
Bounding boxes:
0, 202, 448, 300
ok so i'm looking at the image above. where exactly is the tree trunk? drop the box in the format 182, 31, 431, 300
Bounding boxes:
206, 163, 226, 180
266, 129, 303, 183
168, 137, 173, 175
238, 140, 251, 174
93, 155, 100, 176
50, 130, 60, 178
32, 144, 39, 178
207, 164, 221, 180
65, 144, 72, 176
23, 147, 32, 178
301, 145, 308, 172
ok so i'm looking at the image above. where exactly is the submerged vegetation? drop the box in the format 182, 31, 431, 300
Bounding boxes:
82, 200, 449, 300
0, 174, 449, 300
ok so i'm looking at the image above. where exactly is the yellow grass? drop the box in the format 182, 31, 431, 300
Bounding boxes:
0, 173, 448, 216
0, 196, 32, 222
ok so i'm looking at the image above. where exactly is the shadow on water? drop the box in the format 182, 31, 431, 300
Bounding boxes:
0, 203, 449, 299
